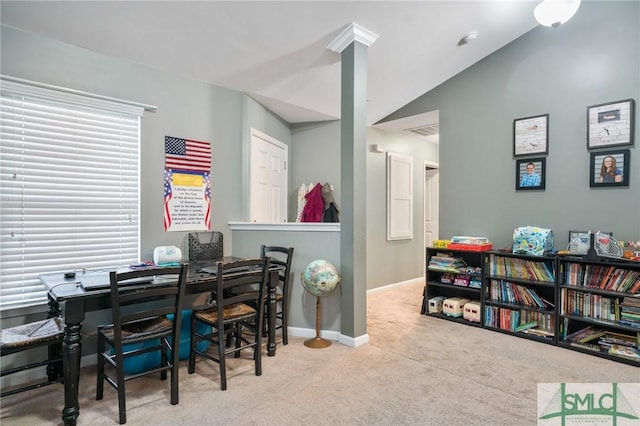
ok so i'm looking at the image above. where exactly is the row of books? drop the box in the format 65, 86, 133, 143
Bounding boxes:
620, 296, 640, 329
428, 253, 466, 273
487, 279, 553, 309
562, 325, 639, 360
484, 306, 554, 336
488, 255, 555, 283
561, 289, 619, 321
563, 263, 640, 294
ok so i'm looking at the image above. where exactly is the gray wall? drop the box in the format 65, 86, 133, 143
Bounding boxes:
290, 121, 439, 291
0, 26, 289, 348
0, 26, 292, 260
1, 24, 433, 344
366, 128, 439, 288
231, 229, 342, 331
382, 1, 640, 249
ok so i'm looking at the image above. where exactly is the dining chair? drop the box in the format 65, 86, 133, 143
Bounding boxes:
96, 264, 187, 425
0, 316, 65, 398
188, 257, 269, 391
260, 245, 294, 345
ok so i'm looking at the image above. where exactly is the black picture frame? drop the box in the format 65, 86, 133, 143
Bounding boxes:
590, 149, 630, 187
587, 99, 635, 149
513, 114, 549, 157
516, 157, 545, 191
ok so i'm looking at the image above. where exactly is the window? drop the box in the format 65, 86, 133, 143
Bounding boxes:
0, 77, 147, 310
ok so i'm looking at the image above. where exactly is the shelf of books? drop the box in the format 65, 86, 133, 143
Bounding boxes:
422, 247, 483, 327
483, 251, 557, 344
557, 256, 640, 366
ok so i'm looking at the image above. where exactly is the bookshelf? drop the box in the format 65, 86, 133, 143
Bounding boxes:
483, 251, 557, 344
557, 256, 640, 367
422, 247, 484, 327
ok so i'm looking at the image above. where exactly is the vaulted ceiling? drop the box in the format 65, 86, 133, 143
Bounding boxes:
1, 1, 539, 130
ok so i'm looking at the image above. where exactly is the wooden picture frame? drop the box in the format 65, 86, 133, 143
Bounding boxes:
516, 157, 545, 191
513, 114, 549, 157
590, 149, 630, 187
587, 99, 635, 149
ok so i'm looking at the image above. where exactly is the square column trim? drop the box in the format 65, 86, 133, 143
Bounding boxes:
327, 23, 379, 53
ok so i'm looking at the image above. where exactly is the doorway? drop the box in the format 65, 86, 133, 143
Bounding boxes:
249, 128, 288, 223
424, 161, 439, 272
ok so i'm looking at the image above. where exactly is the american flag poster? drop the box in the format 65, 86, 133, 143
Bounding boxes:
164, 136, 212, 232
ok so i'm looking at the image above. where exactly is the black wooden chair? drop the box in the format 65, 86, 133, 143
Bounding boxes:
96, 265, 187, 424
0, 316, 65, 398
260, 245, 294, 345
188, 257, 269, 391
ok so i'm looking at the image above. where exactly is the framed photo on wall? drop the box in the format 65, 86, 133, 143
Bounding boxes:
590, 149, 630, 187
513, 114, 549, 157
587, 99, 635, 149
516, 157, 545, 191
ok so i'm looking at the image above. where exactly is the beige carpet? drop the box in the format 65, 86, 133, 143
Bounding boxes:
1, 280, 638, 425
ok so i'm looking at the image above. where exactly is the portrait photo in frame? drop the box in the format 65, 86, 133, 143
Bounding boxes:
587, 99, 635, 149
513, 114, 549, 157
516, 157, 545, 191
590, 149, 630, 188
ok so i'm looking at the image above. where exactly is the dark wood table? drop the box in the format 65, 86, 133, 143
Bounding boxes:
40, 258, 281, 426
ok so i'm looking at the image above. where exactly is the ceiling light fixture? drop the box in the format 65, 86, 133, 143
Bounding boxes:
534, 0, 581, 28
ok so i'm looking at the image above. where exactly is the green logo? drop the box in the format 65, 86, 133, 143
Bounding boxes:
539, 383, 639, 425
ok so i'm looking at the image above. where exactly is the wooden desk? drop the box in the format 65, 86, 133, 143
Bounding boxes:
40, 258, 281, 426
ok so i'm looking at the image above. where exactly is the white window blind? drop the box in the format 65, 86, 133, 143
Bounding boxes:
0, 78, 146, 310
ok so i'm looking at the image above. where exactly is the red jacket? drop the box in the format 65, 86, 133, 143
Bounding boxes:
300, 183, 324, 222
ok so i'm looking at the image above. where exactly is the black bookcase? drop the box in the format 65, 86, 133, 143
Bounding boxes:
422, 247, 484, 327
483, 251, 557, 344
557, 256, 640, 367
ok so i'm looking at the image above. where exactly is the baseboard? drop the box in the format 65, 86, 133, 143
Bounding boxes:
367, 276, 424, 295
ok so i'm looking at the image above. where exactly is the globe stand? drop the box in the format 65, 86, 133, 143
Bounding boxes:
304, 297, 331, 349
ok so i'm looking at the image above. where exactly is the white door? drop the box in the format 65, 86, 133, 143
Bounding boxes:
424, 162, 439, 247
250, 129, 288, 223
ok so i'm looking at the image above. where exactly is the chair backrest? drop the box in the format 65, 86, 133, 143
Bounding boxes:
212, 258, 270, 325
108, 265, 188, 352
188, 232, 223, 261
260, 246, 294, 294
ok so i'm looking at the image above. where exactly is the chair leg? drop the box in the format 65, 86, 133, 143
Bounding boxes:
255, 325, 262, 377
160, 338, 168, 381
116, 358, 127, 424
188, 316, 197, 375
170, 342, 179, 405
281, 300, 288, 345
96, 334, 105, 400
234, 323, 242, 358
218, 327, 227, 391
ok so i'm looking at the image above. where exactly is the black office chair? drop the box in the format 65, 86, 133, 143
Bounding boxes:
260, 245, 294, 345
96, 265, 187, 425
0, 316, 65, 398
188, 258, 269, 391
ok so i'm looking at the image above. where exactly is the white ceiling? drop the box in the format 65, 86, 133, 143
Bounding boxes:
0, 1, 539, 129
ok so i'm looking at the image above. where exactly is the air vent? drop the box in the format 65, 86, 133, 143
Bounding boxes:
406, 124, 439, 137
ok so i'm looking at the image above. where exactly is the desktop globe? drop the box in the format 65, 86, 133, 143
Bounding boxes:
300, 259, 340, 348
301, 259, 340, 297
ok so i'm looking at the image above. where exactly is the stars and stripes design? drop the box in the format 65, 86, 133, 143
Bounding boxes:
164, 169, 174, 231
203, 172, 211, 230
165, 136, 211, 173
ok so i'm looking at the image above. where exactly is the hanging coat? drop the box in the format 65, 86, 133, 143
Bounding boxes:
300, 183, 324, 222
